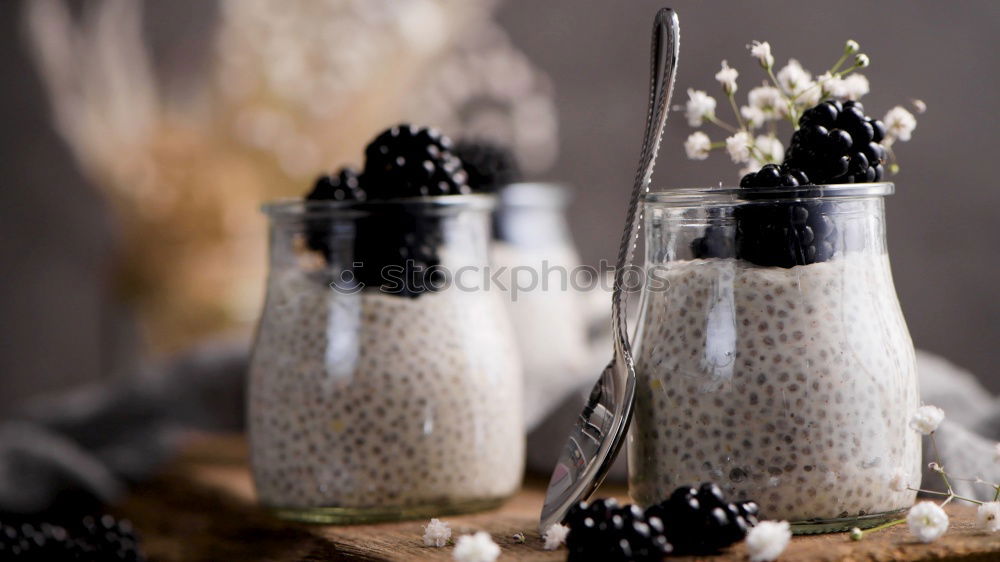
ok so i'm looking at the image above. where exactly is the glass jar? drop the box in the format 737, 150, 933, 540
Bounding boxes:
249, 195, 524, 523
627, 183, 920, 533
492, 183, 608, 430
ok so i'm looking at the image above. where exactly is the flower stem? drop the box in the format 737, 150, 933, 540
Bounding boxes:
727, 92, 745, 131
853, 517, 906, 540
706, 114, 738, 134
830, 52, 850, 74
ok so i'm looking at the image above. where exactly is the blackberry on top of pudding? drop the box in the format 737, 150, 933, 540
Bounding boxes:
694, 100, 889, 268
305, 124, 471, 297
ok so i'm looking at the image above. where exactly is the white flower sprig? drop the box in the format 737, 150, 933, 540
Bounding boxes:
542, 523, 570, 550
422, 518, 452, 547
849, 405, 1000, 542
746, 520, 792, 562
680, 39, 921, 179
452, 531, 500, 562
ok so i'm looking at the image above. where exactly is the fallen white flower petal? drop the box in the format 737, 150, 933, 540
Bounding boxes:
422, 518, 452, 547
907, 501, 949, 543
453, 531, 500, 562
542, 523, 570, 550
977, 502, 1000, 532
746, 520, 791, 562
909, 404, 944, 434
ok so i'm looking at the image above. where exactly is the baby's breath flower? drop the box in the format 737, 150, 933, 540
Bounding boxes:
741, 105, 766, 129
452, 532, 500, 562
748, 85, 786, 120
845, 39, 861, 54
976, 502, 1000, 533
542, 523, 570, 550
855, 53, 871, 68
840, 74, 870, 100
889, 468, 909, 492
511, 532, 526, 543
817, 71, 842, 96
849, 527, 864, 541
716, 60, 739, 94
754, 135, 784, 164
423, 518, 452, 547
912, 99, 927, 114
725, 131, 752, 164
776, 59, 814, 97
746, 520, 791, 562
977, 502, 1000, 532
749, 41, 774, 69
907, 501, 949, 543
883, 105, 918, 144
909, 404, 944, 434
685, 89, 717, 127
684, 131, 712, 160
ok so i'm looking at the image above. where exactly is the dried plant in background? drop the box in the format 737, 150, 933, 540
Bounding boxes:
25, 0, 558, 351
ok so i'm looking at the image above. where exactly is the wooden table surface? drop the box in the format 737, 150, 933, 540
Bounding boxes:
116, 435, 1000, 561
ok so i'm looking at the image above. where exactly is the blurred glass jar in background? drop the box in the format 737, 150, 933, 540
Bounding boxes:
491, 183, 608, 430
249, 195, 524, 523
628, 183, 920, 532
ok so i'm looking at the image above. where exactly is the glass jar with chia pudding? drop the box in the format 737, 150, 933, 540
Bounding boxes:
249, 194, 524, 523
627, 182, 919, 533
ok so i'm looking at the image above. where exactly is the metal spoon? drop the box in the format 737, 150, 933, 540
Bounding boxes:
539, 7, 680, 532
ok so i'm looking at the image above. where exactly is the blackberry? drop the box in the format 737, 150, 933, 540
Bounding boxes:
735, 200, 838, 268
739, 163, 810, 189
304, 168, 365, 261
735, 500, 761, 527
644, 483, 754, 555
363, 124, 470, 198
453, 139, 521, 193
351, 210, 447, 298
785, 100, 886, 184
306, 168, 366, 203
0, 514, 144, 562
564, 499, 672, 562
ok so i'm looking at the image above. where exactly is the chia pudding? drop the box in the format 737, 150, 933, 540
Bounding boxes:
249, 266, 524, 513
628, 252, 920, 523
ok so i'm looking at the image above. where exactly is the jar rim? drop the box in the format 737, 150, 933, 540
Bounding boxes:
500, 182, 573, 209
262, 193, 496, 219
645, 182, 893, 206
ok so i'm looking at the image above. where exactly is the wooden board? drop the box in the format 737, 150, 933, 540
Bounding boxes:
115, 435, 1000, 561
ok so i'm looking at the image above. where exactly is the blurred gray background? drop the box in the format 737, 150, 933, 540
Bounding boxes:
2, 0, 998, 409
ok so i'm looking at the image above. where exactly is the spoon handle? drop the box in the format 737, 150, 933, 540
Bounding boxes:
612, 8, 680, 359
